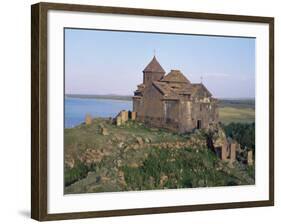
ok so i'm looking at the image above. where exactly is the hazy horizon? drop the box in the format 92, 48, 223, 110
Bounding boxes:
65, 93, 255, 100
65, 28, 255, 98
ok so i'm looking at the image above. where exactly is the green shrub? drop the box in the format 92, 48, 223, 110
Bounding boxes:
122, 147, 242, 190
222, 122, 255, 164
64, 162, 96, 187
222, 122, 255, 150
246, 165, 255, 179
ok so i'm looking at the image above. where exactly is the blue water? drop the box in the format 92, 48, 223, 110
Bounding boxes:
65, 98, 132, 128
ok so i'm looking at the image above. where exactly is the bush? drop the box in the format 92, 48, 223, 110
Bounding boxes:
64, 162, 96, 187
246, 165, 255, 179
222, 122, 255, 150
122, 147, 242, 190
222, 122, 255, 164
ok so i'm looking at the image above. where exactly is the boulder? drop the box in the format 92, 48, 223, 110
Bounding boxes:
117, 171, 127, 186
116, 116, 122, 126
144, 137, 150, 143
159, 175, 168, 186
65, 155, 75, 168
118, 142, 124, 148
132, 144, 139, 150
116, 159, 122, 167
136, 137, 144, 145
101, 127, 109, 136
128, 162, 139, 168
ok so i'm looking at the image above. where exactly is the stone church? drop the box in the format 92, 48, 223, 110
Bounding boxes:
133, 56, 219, 133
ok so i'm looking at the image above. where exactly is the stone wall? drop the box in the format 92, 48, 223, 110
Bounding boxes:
115, 110, 138, 126
178, 100, 194, 132
143, 71, 164, 86
133, 78, 218, 133
115, 110, 129, 126
247, 150, 254, 166
216, 142, 237, 165
85, 114, 92, 125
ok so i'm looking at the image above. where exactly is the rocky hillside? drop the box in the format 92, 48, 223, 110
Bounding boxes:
64, 119, 254, 194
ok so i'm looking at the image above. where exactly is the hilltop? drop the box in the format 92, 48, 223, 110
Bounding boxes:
64, 118, 254, 194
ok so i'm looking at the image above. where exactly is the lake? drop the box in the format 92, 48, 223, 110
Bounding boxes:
65, 97, 132, 128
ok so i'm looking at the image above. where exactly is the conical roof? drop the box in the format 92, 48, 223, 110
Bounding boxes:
162, 70, 190, 83
143, 56, 165, 73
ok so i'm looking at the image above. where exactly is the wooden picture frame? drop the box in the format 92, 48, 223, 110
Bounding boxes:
31, 2, 274, 221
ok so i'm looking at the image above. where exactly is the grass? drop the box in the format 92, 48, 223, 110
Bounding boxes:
64, 119, 186, 155
64, 101, 256, 193
219, 107, 255, 124
64, 117, 255, 194
64, 119, 188, 193
64, 162, 96, 187
122, 147, 248, 190
218, 99, 255, 109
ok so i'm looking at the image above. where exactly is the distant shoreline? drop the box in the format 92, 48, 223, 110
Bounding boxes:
66, 94, 255, 101
65, 94, 132, 101
65, 94, 255, 108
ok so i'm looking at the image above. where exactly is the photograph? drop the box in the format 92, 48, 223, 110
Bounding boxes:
63, 28, 256, 194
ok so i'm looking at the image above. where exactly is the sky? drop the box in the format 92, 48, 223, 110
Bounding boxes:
65, 28, 255, 99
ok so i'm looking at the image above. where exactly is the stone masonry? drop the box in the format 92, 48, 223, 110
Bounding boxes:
133, 56, 219, 133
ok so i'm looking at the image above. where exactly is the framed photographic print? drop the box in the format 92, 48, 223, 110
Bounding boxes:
31, 2, 274, 221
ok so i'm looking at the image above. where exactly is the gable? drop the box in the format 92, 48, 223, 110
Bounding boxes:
192, 83, 212, 97
162, 70, 191, 84
144, 82, 164, 99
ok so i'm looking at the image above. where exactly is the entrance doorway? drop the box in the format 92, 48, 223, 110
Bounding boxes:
197, 120, 202, 129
